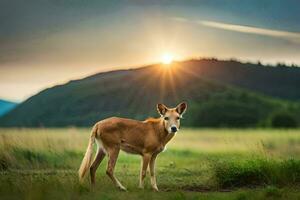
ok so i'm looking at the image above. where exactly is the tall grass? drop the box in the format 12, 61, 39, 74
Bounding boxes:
213, 158, 300, 188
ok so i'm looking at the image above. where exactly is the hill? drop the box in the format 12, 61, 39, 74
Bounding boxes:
0, 59, 299, 127
180, 59, 300, 100
0, 99, 17, 117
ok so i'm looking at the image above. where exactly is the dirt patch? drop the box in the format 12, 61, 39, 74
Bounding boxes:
161, 186, 233, 192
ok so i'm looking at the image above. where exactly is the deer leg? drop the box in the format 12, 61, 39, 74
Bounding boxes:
149, 153, 159, 191
139, 153, 151, 189
106, 147, 126, 191
90, 148, 106, 187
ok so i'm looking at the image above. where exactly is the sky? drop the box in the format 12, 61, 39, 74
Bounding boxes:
0, 0, 300, 102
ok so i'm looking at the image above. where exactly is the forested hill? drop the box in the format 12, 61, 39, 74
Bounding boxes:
176, 59, 300, 100
0, 59, 299, 127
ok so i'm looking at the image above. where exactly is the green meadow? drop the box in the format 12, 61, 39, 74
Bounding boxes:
0, 128, 299, 200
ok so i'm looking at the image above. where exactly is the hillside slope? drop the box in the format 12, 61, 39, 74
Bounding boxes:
0, 59, 299, 127
180, 59, 300, 100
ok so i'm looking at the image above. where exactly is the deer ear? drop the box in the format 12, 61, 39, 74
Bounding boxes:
176, 102, 187, 116
157, 103, 168, 116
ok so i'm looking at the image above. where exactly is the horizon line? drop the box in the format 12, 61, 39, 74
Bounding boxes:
0, 56, 299, 103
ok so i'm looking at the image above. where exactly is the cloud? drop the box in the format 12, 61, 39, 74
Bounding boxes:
172, 17, 300, 44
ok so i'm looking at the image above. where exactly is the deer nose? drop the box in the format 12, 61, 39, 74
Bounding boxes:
171, 126, 177, 133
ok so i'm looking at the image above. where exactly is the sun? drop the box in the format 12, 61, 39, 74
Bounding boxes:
162, 53, 174, 65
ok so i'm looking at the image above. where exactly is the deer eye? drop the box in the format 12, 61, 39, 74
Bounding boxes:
176, 117, 180, 120
164, 117, 169, 120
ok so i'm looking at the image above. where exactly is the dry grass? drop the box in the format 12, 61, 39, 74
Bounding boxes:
172, 128, 300, 157
1, 128, 299, 156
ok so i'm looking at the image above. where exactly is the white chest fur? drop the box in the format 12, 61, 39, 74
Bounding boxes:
162, 146, 167, 152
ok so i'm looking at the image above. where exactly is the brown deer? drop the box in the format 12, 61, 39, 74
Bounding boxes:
78, 102, 187, 191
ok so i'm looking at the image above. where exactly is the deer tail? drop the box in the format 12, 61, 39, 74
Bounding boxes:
78, 126, 97, 182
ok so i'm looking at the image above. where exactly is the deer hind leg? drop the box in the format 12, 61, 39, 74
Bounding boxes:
106, 146, 126, 191
90, 147, 106, 187
139, 153, 151, 189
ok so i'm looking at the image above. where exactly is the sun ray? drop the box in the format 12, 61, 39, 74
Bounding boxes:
165, 65, 179, 102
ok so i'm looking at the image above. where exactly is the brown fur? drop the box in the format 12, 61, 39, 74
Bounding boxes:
78, 102, 187, 191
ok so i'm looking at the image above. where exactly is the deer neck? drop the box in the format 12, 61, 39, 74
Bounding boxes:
156, 118, 175, 146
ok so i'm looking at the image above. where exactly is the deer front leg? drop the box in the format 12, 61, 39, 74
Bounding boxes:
149, 153, 159, 191
139, 153, 151, 189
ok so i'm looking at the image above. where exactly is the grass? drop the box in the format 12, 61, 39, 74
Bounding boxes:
0, 128, 300, 199
213, 158, 300, 188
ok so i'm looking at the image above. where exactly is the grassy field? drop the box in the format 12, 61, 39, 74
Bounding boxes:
0, 128, 299, 200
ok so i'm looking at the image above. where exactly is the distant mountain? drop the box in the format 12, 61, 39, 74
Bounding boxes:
0, 59, 299, 127
0, 100, 17, 117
